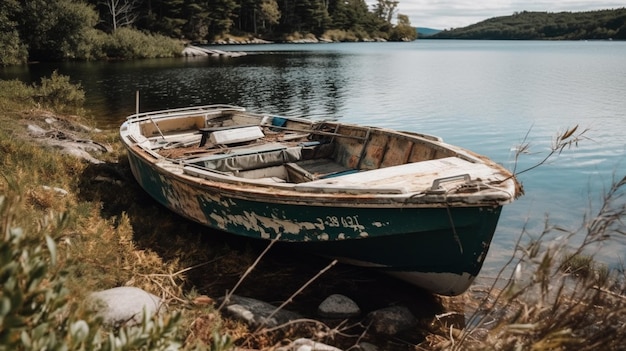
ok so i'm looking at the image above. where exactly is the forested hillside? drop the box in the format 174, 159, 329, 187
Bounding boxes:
429, 8, 626, 40
0, 0, 416, 65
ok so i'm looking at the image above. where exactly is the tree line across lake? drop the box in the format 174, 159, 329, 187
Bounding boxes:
428, 8, 626, 40
0, 0, 416, 65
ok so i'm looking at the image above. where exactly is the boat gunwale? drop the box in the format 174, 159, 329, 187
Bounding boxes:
123, 104, 247, 122
123, 144, 517, 209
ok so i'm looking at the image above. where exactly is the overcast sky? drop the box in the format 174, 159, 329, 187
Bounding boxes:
368, 1, 626, 29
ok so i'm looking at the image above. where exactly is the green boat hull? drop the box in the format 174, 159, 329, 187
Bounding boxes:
127, 150, 501, 295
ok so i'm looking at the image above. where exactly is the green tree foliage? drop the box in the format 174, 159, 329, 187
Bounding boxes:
205, 0, 239, 38
259, 0, 281, 32
431, 8, 626, 40
390, 13, 417, 41
372, 0, 398, 23
182, 0, 211, 40
140, 0, 188, 38
323, 0, 388, 38
236, 0, 281, 35
296, 0, 331, 35
17, 0, 99, 61
2, 0, 416, 65
328, 0, 373, 31
0, 0, 27, 66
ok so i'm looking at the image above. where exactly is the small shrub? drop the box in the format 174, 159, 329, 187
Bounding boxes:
0, 80, 35, 110
284, 31, 304, 41
561, 252, 609, 280
74, 28, 109, 61
34, 71, 85, 111
104, 28, 183, 59
321, 29, 363, 42
0, 73, 85, 113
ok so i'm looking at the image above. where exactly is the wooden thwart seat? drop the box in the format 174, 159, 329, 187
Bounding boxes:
285, 159, 356, 183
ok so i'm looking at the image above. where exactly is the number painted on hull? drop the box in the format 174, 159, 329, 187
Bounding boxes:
322, 215, 364, 231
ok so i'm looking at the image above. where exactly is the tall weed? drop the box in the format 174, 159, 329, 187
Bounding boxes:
426, 130, 626, 351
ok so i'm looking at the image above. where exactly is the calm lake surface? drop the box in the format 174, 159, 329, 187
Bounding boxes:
3, 40, 625, 276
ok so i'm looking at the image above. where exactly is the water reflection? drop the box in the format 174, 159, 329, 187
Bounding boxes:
0, 52, 352, 127
87, 53, 353, 126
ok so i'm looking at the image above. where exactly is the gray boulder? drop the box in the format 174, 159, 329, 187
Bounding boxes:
87, 287, 164, 327
366, 305, 417, 335
317, 294, 361, 319
219, 295, 302, 328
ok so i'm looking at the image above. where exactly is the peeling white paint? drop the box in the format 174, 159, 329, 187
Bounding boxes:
259, 214, 302, 235
202, 204, 345, 241
163, 178, 210, 223
315, 218, 326, 230
317, 233, 330, 241
209, 213, 224, 228
476, 241, 489, 263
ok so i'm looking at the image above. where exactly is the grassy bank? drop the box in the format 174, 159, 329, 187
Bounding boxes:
1, 74, 625, 350
0, 75, 241, 349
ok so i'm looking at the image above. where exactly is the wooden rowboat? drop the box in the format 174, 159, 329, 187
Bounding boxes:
120, 105, 522, 295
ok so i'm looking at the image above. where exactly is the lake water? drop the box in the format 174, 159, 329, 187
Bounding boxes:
3, 40, 625, 276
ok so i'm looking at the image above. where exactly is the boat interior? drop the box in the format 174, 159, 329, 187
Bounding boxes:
129, 108, 467, 186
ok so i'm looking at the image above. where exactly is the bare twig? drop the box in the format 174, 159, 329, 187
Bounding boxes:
514, 125, 589, 177
260, 259, 338, 329
593, 285, 626, 301
217, 233, 282, 312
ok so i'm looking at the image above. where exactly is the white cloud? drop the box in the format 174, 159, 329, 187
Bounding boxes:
367, 1, 625, 29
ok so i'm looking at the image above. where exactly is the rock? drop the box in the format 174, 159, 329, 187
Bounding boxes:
218, 295, 302, 328
249, 38, 273, 44
317, 294, 360, 318
87, 287, 164, 327
94, 175, 123, 186
78, 123, 102, 133
58, 144, 104, 164
288, 37, 320, 43
182, 45, 247, 57
27, 124, 47, 136
41, 185, 69, 196
182, 46, 209, 56
366, 305, 417, 335
26, 120, 108, 164
275, 338, 343, 351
